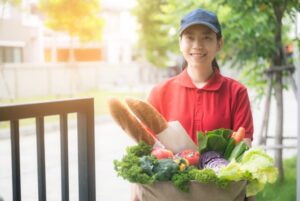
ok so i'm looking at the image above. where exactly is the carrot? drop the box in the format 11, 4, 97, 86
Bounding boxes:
231, 127, 245, 144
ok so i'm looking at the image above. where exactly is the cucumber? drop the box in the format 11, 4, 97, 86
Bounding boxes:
223, 138, 235, 159
228, 141, 248, 161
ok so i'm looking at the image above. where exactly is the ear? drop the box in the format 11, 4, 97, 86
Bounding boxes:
217, 38, 224, 51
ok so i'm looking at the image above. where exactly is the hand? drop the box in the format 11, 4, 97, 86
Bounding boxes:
131, 184, 140, 201
243, 138, 252, 148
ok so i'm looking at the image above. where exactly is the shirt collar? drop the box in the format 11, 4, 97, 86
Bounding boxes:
174, 68, 224, 91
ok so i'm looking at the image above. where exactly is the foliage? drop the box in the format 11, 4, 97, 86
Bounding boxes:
132, 0, 174, 67
171, 167, 194, 192
114, 142, 156, 184
126, 141, 152, 157
189, 168, 229, 188
220, 0, 300, 95
39, 0, 103, 43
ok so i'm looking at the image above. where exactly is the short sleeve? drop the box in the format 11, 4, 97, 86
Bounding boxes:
232, 88, 254, 140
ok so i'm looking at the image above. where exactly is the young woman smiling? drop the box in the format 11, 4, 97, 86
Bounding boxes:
148, 8, 253, 148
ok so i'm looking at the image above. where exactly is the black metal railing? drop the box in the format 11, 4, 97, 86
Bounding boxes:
0, 98, 96, 201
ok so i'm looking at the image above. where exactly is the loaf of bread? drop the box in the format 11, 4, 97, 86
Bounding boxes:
108, 98, 155, 145
126, 98, 168, 134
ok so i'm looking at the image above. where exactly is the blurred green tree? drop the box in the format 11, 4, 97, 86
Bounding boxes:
132, 0, 173, 67
133, 0, 300, 181
39, 0, 104, 61
218, 0, 300, 183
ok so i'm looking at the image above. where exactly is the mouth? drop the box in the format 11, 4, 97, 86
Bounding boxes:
190, 53, 206, 57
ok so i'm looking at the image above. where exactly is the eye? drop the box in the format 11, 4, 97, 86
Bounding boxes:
182, 33, 194, 40
204, 36, 212, 40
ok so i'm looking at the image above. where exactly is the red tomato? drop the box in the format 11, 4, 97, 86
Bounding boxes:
151, 148, 174, 159
176, 150, 200, 166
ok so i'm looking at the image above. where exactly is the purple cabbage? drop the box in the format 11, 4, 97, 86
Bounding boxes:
199, 151, 222, 169
199, 151, 229, 172
204, 158, 229, 173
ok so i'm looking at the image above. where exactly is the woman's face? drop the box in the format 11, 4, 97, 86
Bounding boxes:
179, 24, 222, 70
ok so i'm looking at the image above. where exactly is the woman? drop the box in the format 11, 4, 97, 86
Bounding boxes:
148, 8, 253, 147
132, 8, 254, 201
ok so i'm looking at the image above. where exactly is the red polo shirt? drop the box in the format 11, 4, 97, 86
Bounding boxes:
148, 68, 253, 144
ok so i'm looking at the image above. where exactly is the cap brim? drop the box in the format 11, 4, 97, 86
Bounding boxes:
179, 22, 219, 35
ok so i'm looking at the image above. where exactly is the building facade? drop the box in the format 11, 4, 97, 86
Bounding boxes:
0, 2, 43, 63
0, 0, 137, 64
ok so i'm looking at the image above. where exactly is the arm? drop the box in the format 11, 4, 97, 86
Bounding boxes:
232, 88, 254, 142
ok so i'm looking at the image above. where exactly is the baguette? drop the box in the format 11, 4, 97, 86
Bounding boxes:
125, 98, 168, 134
108, 98, 155, 145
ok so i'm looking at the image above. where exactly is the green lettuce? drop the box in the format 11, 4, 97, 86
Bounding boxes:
218, 147, 278, 196
217, 161, 246, 181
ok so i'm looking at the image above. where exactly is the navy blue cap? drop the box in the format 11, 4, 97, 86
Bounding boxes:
179, 8, 221, 35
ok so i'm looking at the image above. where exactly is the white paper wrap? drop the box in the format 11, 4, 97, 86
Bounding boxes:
152, 140, 165, 149
156, 121, 197, 153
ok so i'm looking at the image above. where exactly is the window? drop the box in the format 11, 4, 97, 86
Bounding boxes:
0, 46, 23, 63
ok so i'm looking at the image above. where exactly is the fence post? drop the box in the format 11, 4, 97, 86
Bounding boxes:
77, 99, 96, 201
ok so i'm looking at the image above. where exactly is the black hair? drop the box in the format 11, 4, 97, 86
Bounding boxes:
181, 32, 222, 71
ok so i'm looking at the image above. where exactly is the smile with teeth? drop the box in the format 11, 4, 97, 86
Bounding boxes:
190, 53, 206, 57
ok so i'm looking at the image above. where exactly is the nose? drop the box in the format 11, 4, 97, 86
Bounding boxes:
193, 39, 204, 49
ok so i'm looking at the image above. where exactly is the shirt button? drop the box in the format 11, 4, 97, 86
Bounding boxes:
197, 90, 202, 94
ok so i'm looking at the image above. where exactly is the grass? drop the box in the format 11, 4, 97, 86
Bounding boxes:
0, 88, 148, 129
256, 156, 296, 201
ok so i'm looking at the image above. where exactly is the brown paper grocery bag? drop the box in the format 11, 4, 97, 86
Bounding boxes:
137, 181, 246, 201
